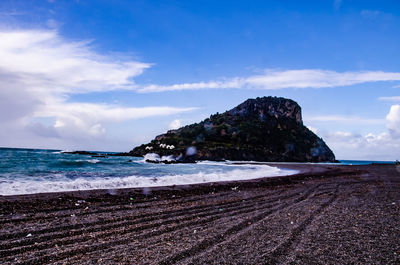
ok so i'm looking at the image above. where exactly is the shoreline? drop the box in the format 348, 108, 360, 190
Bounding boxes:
0, 163, 335, 202
0, 162, 300, 197
1, 163, 399, 264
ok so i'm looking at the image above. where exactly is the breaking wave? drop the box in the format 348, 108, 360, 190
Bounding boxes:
49, 159, 104, 168
0, 164, 297, 195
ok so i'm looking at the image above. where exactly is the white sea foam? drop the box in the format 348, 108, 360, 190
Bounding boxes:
0, 164, 297, 195
86, 159, 101, 164
160, 155, 176, 162
60, 149, 72, 153
143, 153, 160, 162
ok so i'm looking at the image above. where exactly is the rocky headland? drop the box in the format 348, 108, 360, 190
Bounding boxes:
128, 96, 336, 163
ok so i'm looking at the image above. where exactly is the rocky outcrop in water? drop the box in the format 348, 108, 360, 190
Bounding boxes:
128, 96, 336, 162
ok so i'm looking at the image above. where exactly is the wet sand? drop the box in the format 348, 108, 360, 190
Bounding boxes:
1, 164, 399, 264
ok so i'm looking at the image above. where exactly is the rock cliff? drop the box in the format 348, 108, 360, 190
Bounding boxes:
128, 97, 336, 162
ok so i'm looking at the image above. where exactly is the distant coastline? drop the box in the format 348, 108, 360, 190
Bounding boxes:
0, 146, 396, 165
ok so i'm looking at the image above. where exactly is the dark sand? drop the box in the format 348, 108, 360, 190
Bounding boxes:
1, 164, 399, 264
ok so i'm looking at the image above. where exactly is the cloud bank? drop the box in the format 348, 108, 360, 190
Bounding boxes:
0, 28, 194, 150
323, 130, 400, 161
138, 69, 400, 93
316, 105, 400, 160
0, 29, 152, 94
387, 105, 400, 137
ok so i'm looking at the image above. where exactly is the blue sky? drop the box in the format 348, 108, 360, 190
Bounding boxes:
0, 0, 400, 160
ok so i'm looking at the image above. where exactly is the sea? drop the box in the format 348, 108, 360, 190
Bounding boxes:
0, 148, 394, 196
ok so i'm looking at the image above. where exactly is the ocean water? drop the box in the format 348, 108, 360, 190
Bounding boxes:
338, 160, 395, 165
0, 148, 297, 195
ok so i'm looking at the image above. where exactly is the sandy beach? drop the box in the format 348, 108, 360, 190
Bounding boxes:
1, 163, 399, 264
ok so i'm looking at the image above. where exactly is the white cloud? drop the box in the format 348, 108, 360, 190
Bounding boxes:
387, 105, 400, 137
325, 131, 356, 139
139, 78, 243, 93
35, 102, 196, 140
305, 115, 384, 125
0, 28, 195, 150
138, 69, 400, 93
169, 119, 181, 130
323, 131, 400, 160
378, 96, 400, 102
307, 126, 318, 134
319, 105, 400, 160
0, 29, 150, 94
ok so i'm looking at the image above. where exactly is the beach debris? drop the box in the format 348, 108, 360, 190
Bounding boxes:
231, 186, 239, 191
26, 233, 32, 237
130, 197, 134, 201
219, 208, 223, 212
290, 221, 294, 225
248, 222, 252, 225
70, 214, 75, 217
77, 200, 86, 203
75, 203, 80, 206
193, 229, 197, 234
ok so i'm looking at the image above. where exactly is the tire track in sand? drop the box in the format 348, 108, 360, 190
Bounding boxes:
1, 185, 315, 264
158, 183, 321, 265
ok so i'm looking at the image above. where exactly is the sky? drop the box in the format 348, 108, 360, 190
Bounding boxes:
0, 0, 400, 160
